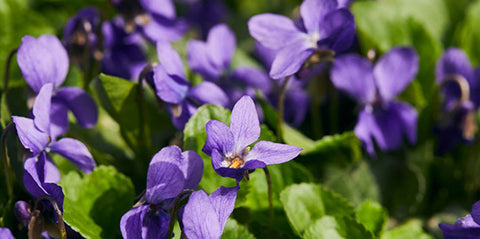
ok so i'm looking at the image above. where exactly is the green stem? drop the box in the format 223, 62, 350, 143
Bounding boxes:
1, 122, 14, 200
3, 48, 18, 92
276, 76, 291, 142
263, 167, 274, 226
80, 19, 93, 91
136, 63, 156, 162
34, 195, 67, 239
166, 189, 194, 239
328, 84, 339, 134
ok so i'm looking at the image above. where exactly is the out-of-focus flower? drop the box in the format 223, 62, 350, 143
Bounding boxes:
330, 47, 419, 155
152, 41, 229, 130
203, 96, 302, 181
439, 200, 480, 238
434, 48, 480, 154
181, 186, 239, 239
183, 0, 228, 38
0, 228, 14, 239
248, 0, 355, 79
120, 146, 203, 239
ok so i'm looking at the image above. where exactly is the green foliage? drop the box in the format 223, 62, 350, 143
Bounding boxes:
59, 166, 135, 238
456, 0, 480, 65
356, 201, 388, 237
222, 218, 256, 239
303, 215, 373, 239
381, 220, 432, 239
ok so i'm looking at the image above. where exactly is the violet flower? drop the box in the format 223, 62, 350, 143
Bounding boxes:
17, 35, 98, 139
120, 146, 203, 239
248, 0, 355, 79
102, 17, 148, 80
439, 200, 480, 238
434, 48, 480, 154
183, 0, 228, 38
12, 83, 96, 173
111, 0, 187, 42
153, 41, 229, 130
330, 47, 419, 155
187, 24, 271, 109
181, 186, 239, 239
203, 95, 302, 181
0, 228, 14, 239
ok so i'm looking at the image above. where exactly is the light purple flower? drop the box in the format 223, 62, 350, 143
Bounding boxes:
330, 47, 419, 155
120, 146, 203, 239
0, 228, 14, 239
439, 200, 480, 238
182, 186, 239, 239
153, 41, 229, 130
248, 0, 356, 79
203, 96, 302, 181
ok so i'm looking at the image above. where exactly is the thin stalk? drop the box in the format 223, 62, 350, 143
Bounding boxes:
3, 48, 18, 92
137, 63, 156, 162
34, 195, 67, 239
1, 122, 14, 199
328, 84, 339, 134
276, 76, 291, 142
166, 189, 194, 239
263, 167, 274, 225
80, 19, 93, 90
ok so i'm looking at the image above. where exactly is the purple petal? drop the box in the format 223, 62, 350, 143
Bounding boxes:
203, 120, 235, 156
207, 24, 236, 70
436, 48, 474, 84
44, 155, 61, 183
187, 39, 222, 80
156, 41, 185, 78
120, 205, 148, 239
181, 151, 204, 190
49, 99, 69, 140
33, 83, 53, 134
472, 201, 480, 225
300, 0, 337, 34
245, 141, 302, 165
14, 201, 31, 227
230, 96, 260, 155
17, 35, 69, 92
188, 82, 229, 107
183, 190, 222, 239
391, 102, 418, 145
142, 208, 170, 239
374, 47, 419, 101
318, 9, 356, 53
331, 54, 376, 104
140, 0, 175, 19
248, 14, 305, 50
53, 87, 98, 128
141, 17, 187, 42
210, 149, 244, 180
12, 116, 49, 155
209, 186, 239, 230
230, 67, 272, 92
0, 228, 14, 239
153, 65, 189, 104
169, 101, 193, 131
49, 138, 96, 173
270, 40, 314, 79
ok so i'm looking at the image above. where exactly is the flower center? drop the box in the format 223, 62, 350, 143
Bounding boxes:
227, 155, 244, 169
222, 147, 250, 169
307, 32, 321, 48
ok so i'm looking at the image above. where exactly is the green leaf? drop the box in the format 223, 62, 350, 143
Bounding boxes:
355, 201, 388, 237
303, 132, 361, 162
222, 218, 256, 239
382, 220, 432, 239
457, 0, 480, 65
279, 183, 355, 236
183, 104, 235, 193
59, 166, 135, 238
303, 215, 373, 239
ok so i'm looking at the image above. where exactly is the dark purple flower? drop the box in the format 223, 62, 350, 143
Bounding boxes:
0, 228, 14, 239
120, 146, 203, 239
248, 0, 355, 79
439, 200, 480, 238
203, 96, 302, 181
153, 41, 229, 130
182, 186, 239, 239
330, 47, 419, 155
12, 84, 96, 173
17, 35, 98, 138
102, 17, 148, 80
434, 48, 480, 154
184, 0, 228, 38
63, 7, 100, 66
14, 201, 32, 227
111, 0, 187, 42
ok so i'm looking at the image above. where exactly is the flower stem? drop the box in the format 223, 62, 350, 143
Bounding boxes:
136, 63, 156, 162
3, 48, 18, 92
33, 195, 67, 239
276, 76, 291, 142
80, 19, 93, 91
1, 122, 14, 201
166, 189, 194, 239
263, 167, 274, 225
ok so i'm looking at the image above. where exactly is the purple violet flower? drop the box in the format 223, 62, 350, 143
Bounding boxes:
17, 35, 98, 139
184, 0, 228, 39
202, 95, 302, 181
120, 146, 203, 239
0, 228, 14, 239
330, 47, 419, 155
153, 40, 229, 130
439, 200, 480, 238
434, 48, 480, 154
181, 186, 239, 239
248, 0, 356, 79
